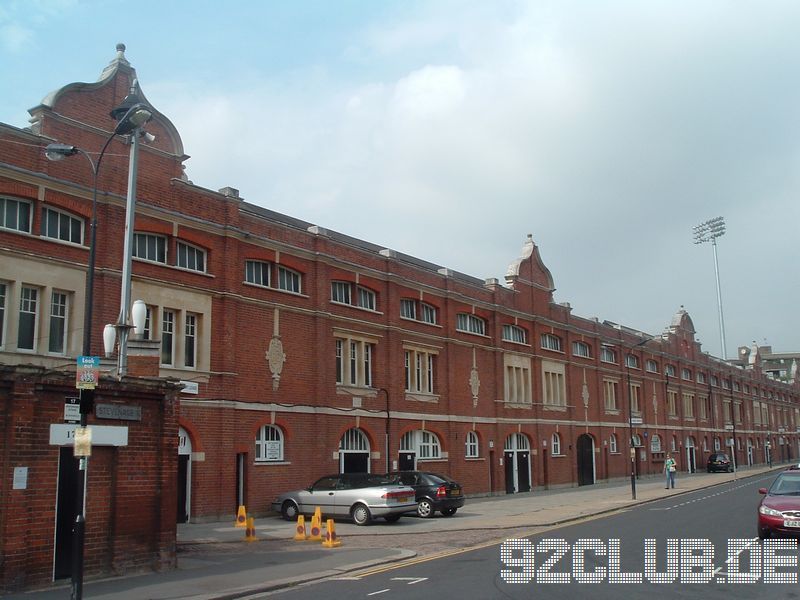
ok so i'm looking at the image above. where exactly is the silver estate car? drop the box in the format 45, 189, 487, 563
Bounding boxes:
272, 473, 417, 525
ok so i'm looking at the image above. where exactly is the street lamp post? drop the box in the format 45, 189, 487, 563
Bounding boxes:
45, 94, 152, 600
99, 85, 153, 377
626, 337, 652, 500
378, 388, 391, 473
693, 216, 728, 359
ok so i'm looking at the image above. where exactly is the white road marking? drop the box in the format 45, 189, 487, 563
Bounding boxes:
712, 537, 759, 576
367, 589, 390, 596
391, 577, 428, 585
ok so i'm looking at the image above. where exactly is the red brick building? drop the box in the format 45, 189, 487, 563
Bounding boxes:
1, 44, 799, 557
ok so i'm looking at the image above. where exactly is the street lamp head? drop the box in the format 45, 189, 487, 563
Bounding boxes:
112, 103, 153, 136
44, 143, 79, 162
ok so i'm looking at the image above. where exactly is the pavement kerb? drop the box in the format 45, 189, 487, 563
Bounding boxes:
185, 549, 418, 600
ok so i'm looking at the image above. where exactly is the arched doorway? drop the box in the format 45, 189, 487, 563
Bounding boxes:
685, 436, 696, 473
577, 434, 595, 486
177, 427, 192, 523
503, 433, 531, 493
340, 428, 370, 473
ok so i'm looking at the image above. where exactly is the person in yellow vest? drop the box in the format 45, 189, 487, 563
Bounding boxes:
664, 453, 677, 489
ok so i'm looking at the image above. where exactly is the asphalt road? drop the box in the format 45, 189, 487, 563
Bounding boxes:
257, 471, 800, 599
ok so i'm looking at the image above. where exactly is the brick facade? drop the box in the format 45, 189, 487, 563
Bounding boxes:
2, 47, 800, 587
0, 366, 179, 592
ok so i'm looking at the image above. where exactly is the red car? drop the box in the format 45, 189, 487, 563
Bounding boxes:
757, 469, 800, 539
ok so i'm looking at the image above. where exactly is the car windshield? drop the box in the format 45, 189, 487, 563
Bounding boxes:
769, 474, 800, 495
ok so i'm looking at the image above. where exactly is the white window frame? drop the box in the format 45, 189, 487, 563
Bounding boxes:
277, 266, 302, 293
504, 354, 532, 405
331, 281, 351, 304
551, 433, 562, 456
502, 324, 527, 344
603, 379, 618, 411
465, 431, 479, 458
335, 335, 374, 388
421, 302, 437, 324
542, 361, 566, 408
572, 341, 591, 358
456, 313, 485, 336
245, 260, 271, 287
161, 308, 175, 366
541, 333, 562, 352
41, 206, 83, 245
600, 346, 616, 364
48, 290, 68, 354
184, 312, 197, 368
625, 354, 639, 369
650, 434, 662, 453
17, 285, 39, 352
356, 286, 376, 310
255, 424, 284, 462
0, 196, 32, 233
404, 347, 436, 394
418, 430, 441, 460
609, 433, 618, 453
133, 232, 167, 264
400, 298, 416, 319
665, 364, 676, 377
176, 241, 206, 273
646, 359, 659, 373
682, 368, 692, 381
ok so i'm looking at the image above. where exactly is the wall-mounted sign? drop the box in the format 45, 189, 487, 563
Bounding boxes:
13, 467, 28, 490
95, 404, 142, 421
180, 381, 199, 394
76, 356, 99, 390
64, 397, 80, 423
49, 424, 128, 447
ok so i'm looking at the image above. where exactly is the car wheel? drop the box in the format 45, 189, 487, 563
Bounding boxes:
351, 503, 372, 526
417, 499, 434, 518
281, 500, 299, 521
384, 514, 402, 523
441, 508, 457, 517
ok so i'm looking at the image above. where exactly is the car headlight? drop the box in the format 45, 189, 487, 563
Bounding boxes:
759, 505, 783, 517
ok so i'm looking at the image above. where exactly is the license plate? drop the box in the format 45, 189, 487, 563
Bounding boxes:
398, 496, 410, 503
783, 520, 800, 528
451, 487, 461, 495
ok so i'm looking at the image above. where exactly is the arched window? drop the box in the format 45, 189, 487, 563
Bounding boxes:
650, 434, 662, 453
255, 424, 284, 462
631, 434, 643, 447
551, 433, 562, 456
671, 435, 677, 452
609, 433, 618, 453
465, 431, 479, 458
401, 429, 441, 459
339, 427, 369, 451
714, 437, 721, 451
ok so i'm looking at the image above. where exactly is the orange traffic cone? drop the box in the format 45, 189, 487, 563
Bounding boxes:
245, 516, 257, 542
294, 515, 309, 541
235, 505, 247, 528
322, 518, 341, 548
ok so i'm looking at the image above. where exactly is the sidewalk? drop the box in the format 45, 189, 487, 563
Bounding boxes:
5, 464, 781, 600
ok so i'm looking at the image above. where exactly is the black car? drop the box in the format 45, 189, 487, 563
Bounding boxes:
387, 471, 466, 518
707, 452, 733, 473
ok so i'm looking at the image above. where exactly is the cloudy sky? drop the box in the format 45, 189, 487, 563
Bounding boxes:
2, 0, 798, 358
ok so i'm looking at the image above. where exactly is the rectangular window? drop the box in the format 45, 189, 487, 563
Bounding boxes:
626, 354, 639, 369
630, 383, 641, 414
667, 390, 678, 417
335, 336, 374, 387
143, 305, 152, 340
604, 380, 618, 411
331, 281, 351, 304
161, 309, 175, 365
0, 197, 31, 232
504, 355, 532, 404
184, 313, 197, 368
133, 233, 167, 263
42, 207, 83, 244
503, 324, 527, 344
542, 369, 566, 407
245, 260, 270, 287
177, 242, 206, 272
48, 291, 68, 354
683, 393, 694, 418
18, 286, 38, 351
646, 359, 659, 373
357, 286, 376, 310
699, 395, 709, 420
682, 368, 692, 381
601, 346, 616, 363
400, 299, 416, 319
404, 348, 436, 394
278, 266, 301, 293
456, 313, 485, 335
